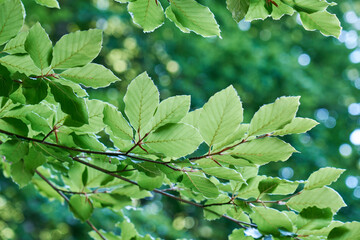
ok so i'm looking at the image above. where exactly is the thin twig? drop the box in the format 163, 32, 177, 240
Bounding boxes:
35, 170, 107, 240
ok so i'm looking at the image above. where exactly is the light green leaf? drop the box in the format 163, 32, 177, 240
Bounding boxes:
25, 22, 53, 71
165, 6, 190, 33
71, 99, 106, 134
149, 95, 190, 132
10, 159, 33, 188
271, 1, 295, 20
0, 55, 41, 76
304, 167, 345, 190
237, 175, 266, 199
120, 219, 138, 240
166, 0, 221, 37
60, 63, 120, 88
112, 185, 152, 199
35, 0, 60, 8
248, 96, 300, 137
0, 0, 25, 45
250, 207, 293, 235
226, 0, 250, 22
26, 112, 51, 134
137, 172, 164, 190
145, 123, 202, 158
299, 11, 341, 38
128, 0, 165, 32
103, 104, 133, 140
296, 207, 332, 231
229, 229, 254, 240
72, 133, 106, 151
69, 195, 93, 221
272, 117, 318, 136
288, 0, 332, 13
202, 167, 245, 181
204, 195, 232, 220
199, 86, 243, 147
328, 222, 360, 240
51, 29, 102, 69
245, 0, 269, 21
124, 72, 159, 132
287, 187, 346, 213
182, 172, 219, 198
49, 80, 89, 124
212, 124, 248, 152
180, 108, 202, 129
3, 31, 28, 54
229, 137, 296, 165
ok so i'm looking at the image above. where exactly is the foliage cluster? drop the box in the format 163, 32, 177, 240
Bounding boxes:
0, 0, 359, 239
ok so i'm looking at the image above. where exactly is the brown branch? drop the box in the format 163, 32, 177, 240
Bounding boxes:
71, 157, 256, 228
35, 170, 107, 240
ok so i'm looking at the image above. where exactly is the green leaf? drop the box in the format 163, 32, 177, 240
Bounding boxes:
290, 0, 333, 13
137, 173, 164, 190
103, 104, 133, 140
0, 55, 41, 76
229, 138, 296, 165
0, 139, 29, 162
0, 65, 19, 97
0, 0, 25, 45
91, 193, 131, 211
272, 117, 318, 136
145, 123, 202, 158
248, 96, 300, 137
245, 0, 269, 21
24, 146, 46, 171
71, 99, 106, 134
149, 95, 190, 132
10, 159, 33, 188
26, 112, 51, 134
304, 167, 345, 190
120, 219, 138, 240
258, 177, 299, 195
25, 22, 53, 71
271, 1, 295, 20
124, 72, 159, 132
287, 187, 346, 213
3, 31, 28, 54
250, 207, 293, 235
212, 124, 248, 152
204, 195, 232, 220
128, 0, 165, 32
22, 78, 48, 104
35, 0, 60, 8
299, 11, 341, 38
226, 0, 250, 22
72, 133, 105, 151
60, 63, 120, 89
199, 86, 243, 147
182, 172, 219, 198
49, 80, 89, 124
51, 29, 102, 69
165, 7, 190, 33
328, 222, 360, 240
0, 117, 28, 136
229, 229, 254, 240
166, 0, 221, 37
180, 108, 202, 128
112, 185, 152, 199
203, 167, 245, 181
69, 195, 93, 221
296, 207, 332, 231
237, 175, 266, 199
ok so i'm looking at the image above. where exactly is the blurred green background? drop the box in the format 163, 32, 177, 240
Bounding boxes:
1, 0, 360, 239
